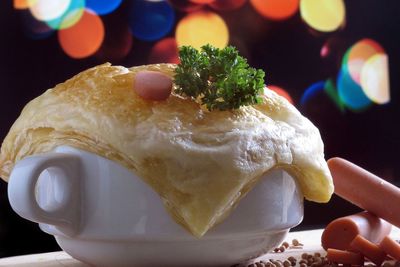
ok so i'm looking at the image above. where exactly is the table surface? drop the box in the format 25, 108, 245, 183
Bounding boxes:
1, 228, 399, 267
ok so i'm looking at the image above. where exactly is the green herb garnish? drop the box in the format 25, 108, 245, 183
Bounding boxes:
174, 44, 265, 111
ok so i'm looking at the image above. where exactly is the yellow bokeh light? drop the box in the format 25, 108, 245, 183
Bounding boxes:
176, 11, 229, 49
360, 54, 390, 104
300, 0, 345, 32
30, 0, 71, 21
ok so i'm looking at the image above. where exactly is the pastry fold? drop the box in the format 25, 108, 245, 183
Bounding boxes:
0, 63, 333, 237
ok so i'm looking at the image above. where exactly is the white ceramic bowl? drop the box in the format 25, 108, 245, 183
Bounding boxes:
8, 146, 303, 267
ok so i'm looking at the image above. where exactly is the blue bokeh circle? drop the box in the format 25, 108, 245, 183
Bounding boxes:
128, 0, 175, 42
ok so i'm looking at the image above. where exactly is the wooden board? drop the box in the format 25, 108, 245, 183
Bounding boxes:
1, 228, 399, 267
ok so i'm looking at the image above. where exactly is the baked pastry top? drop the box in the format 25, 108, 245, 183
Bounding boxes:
0, 63, 333, 237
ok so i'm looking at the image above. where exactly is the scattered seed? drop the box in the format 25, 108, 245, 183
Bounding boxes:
299, 259, 308, 265
236, 238, 380, 267
292, 239, 303, 246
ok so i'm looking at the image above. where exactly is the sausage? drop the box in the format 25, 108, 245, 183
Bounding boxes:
327, 157, 400, 228
379, 236, 400, 260
326, 248, 364, 265
321, 211, 392, 251
350, 234, 387, 266
134, 71, 172, 101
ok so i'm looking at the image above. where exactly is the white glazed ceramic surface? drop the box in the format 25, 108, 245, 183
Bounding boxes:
8, 146, 304, 267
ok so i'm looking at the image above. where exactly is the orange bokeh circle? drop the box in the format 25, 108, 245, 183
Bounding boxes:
250, 0, 299, 20
58, 10, 105, 59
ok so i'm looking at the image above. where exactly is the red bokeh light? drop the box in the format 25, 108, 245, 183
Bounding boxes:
149, 37, 180, 64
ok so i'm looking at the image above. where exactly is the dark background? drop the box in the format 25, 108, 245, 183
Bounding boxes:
1, 0, 400, 258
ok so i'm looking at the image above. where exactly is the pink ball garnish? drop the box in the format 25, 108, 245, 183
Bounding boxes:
134, 70, 172, 101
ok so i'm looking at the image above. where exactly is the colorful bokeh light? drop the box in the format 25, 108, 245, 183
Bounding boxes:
320, 37, 347, 61
341, 38, 390, 106
85, 0, 122, 15
300, 0, 345, 32
176, 11, 229, 49
30, 0, 71, 22
267, 85, 294, 104
344, 39, 384, 84
300, 81, 325, 105
46, 0, 85, 30
128, 0, 175, 41
250, 0, 299, 20
360, 54, 390, 104
320, 45, 329, 58
324, 79, 346, 112
12, 0, 394, 108
337, 67, 372, 112
301, 80, 346, 112
304, 38, 389, 112
149, 38, 180, 64
58, 10, 105, 59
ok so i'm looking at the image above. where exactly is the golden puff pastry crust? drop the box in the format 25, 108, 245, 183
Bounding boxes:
0, 63, 333, 237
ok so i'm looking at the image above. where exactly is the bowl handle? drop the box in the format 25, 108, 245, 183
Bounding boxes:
8, 152, 81, 237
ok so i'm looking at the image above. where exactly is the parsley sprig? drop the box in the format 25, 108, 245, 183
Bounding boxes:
174, 44, 265, 111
